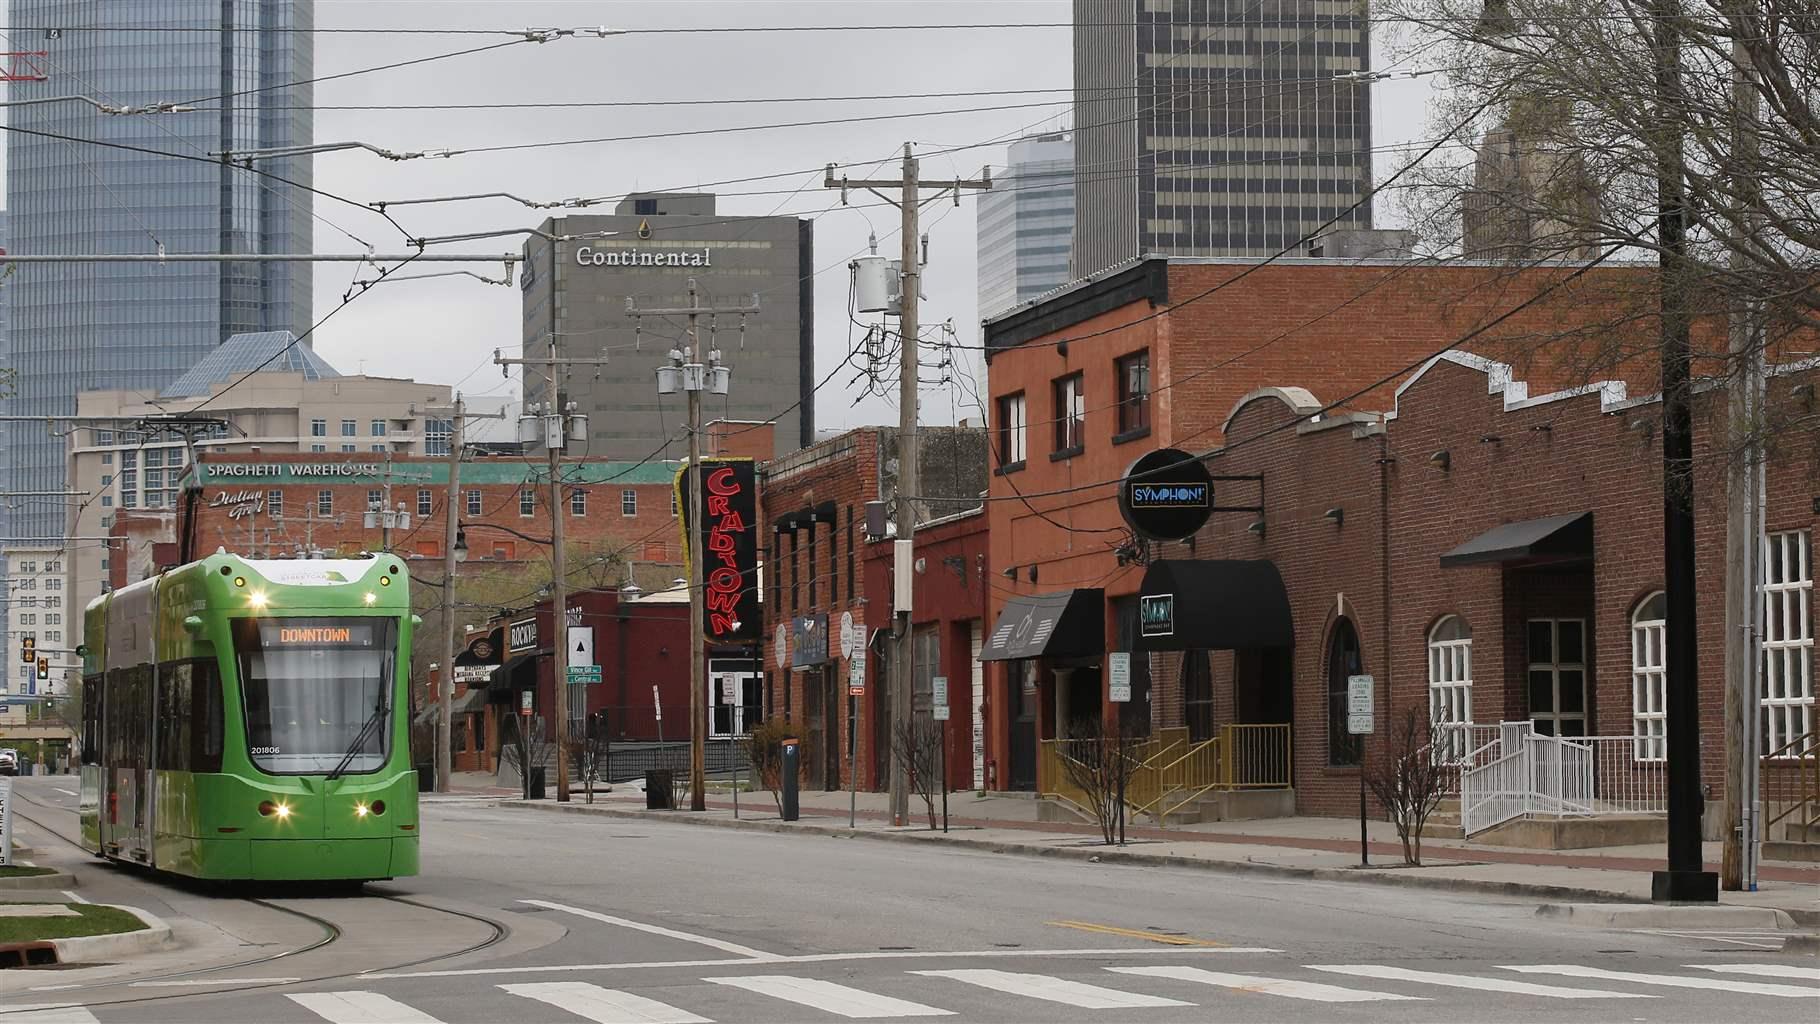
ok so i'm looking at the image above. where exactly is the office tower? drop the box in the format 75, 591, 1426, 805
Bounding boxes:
2, 1, 315, 539
977, 134, 1076, 319
1073, 0, 1374, 276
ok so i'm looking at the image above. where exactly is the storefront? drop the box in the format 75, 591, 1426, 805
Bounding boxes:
978, 588, 1104, 790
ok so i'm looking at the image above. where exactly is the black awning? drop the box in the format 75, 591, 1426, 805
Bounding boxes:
1440, 512, 1593, 568
484, 652, 538, 699
979, 589, 1104, 662
1132, 560, 1293, 652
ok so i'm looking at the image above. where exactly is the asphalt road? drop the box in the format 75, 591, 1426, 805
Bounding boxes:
3, 778, 1814, 1024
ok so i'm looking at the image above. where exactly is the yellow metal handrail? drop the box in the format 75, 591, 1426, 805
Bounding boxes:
1038, 723, 1294, 823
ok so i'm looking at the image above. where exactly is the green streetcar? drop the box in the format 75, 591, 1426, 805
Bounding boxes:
78, 552, 420, 882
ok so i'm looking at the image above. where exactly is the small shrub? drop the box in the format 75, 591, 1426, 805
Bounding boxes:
743, 718, 805, 812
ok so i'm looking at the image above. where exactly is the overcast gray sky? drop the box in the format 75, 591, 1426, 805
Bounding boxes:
8, 0, 1437, 434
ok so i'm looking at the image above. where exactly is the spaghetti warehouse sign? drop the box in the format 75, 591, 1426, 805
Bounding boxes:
678, 458, 759, 643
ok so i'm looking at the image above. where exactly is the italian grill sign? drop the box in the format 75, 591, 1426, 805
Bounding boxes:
1118, 448, 1215, 541
678, 458, 760, 643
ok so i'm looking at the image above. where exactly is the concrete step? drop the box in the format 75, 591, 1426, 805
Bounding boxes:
1762, 839, 1820, 864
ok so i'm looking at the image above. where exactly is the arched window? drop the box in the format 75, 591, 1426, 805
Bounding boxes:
1327, 619, 1362, 766
1428, 616, 1474, 761
1631, 592, 1667, 761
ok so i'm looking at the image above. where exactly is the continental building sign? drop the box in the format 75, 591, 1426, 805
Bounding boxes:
575, 246, 713, 268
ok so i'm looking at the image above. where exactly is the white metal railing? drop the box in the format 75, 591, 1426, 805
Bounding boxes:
1433, 721, 1505, 767
1459, 723, 1668, 835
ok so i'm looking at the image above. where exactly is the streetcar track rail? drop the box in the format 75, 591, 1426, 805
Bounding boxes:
1, 791, 510, 1016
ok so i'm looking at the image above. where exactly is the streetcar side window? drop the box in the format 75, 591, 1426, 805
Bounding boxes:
157, 663, 192, 772
193, 658, 224, 772
149, 659, 225, 774
82, 673, 102, 766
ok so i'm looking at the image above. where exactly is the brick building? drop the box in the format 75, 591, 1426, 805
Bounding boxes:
976, 256, 1814, 821
177, 452, 685, 569
757, 425, 988, 790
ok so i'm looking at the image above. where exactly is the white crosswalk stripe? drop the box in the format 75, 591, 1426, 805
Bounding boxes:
1110, 965, 1419, 1003
912, 968, 1190, 1009
1690, 964, 1820, 981
501, 982, 712, 1023
1310, 965, 1653, 999
287, 991, 445, 1023
1504, 965, 1820, 998
0, 1006, 100, 1024
706, 976, 953, 1018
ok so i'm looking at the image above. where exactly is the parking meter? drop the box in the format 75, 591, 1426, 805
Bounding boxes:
780, 736, 800, 821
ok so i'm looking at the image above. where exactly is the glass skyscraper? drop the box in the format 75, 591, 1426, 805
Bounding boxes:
2, 1, 314, 540
977, 134, 1076, 320
1072, 0, 1373, 276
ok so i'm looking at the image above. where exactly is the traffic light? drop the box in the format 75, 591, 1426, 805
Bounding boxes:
36, 657, 49, 680
19, 635, 33, 665
586, 710, 607, 742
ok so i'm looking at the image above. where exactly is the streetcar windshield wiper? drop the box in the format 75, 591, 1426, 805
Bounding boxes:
327, 690, 388, 781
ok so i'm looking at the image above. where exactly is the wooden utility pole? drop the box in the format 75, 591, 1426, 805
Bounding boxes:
825, 145, 989, 824
627, 281, 759, 812
1721, 3, 1766, 892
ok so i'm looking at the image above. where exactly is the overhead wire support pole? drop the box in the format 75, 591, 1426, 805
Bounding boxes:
419, 395, 506, 794
824, 144, 989, 825
0, 253, 518, 263
628, 282, 760, 814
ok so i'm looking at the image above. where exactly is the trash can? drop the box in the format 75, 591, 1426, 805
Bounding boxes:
526, 767, 547, 800
645, 769, 674, 809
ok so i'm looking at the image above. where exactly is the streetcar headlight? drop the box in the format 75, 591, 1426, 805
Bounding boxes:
248, 591, 268, 609
354, 802, 369, 818
258, 800, 291, 819
364, 592, 377, 605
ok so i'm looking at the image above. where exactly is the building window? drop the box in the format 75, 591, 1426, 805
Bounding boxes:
144, 449, 164, 468
341, 419, 356, 437
466, 489, 482, 516
1428, 616, 1474, 761
520, 489, 535, 517
310, 418, 326, 437
572, 489, 587, 516
367, 489, 383, 510
144, 492, 164, 509
101, 495, 113, 508
426, 418, 452, 457
120, 451, 135, 469
310, 444, 327, 453
145, 469, 164, 491
122, 493, 137, 509
1327, 618, 1363, 766
317, 490, 333, 516
97, 429, 114, 445
101, 452, 112, 466
1764, 530, 1814, 752
846, 505, 856, 602
671, 490, 679, 517
371, 444, 387, 453
1631, 592, 1667, 761
370, 419, 386, 436
997, 394, 1026, 469
416, 489, 432, 517
1115, 350, 1151, 437
1527, 618, 1587, 737
1052, 373, 1084, 456
340, 444, 357, 454
621, 489, 637, 517
268, 490, 283, 518
808, 518, 819, 608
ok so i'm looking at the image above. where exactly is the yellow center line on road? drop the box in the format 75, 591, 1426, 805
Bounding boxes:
1046, 920, 1228, 947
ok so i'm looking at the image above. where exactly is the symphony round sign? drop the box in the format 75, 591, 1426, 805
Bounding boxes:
1118, 448, 1214, 541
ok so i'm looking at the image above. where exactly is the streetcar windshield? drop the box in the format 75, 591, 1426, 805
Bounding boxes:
234, 617, 398, 776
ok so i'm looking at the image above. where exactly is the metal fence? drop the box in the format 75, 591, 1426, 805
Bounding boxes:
1460, 724, 1668, 835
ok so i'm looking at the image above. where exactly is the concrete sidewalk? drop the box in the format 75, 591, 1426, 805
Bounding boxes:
489, 784, 1820, 923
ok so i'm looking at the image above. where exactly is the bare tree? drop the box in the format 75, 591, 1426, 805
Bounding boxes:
891, 718, 943, 830
1058, 718, 1141, 846
1375, 0, 1820, 459
743, 718, 800, 814
1364, 708, 1453, 866
504, 715, 550, 799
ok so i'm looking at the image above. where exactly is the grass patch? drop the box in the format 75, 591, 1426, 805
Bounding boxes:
0, 904, 147, 943
0, 865, 56, 878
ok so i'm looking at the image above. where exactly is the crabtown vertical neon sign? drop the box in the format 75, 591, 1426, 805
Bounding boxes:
678, 458, 759, 642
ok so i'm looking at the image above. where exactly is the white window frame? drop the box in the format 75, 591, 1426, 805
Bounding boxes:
520, 489, 535, 517
1428, 615, 1474, 761
996, 391, 1027, 466
417, 489, 433, 517
267, 490, 283, 518
317, 490, 333, 516
1631, 592, 1667, 761
1764, 530, 1813, 753
466, 489, 482, 516
620, 489, 637, 517
707, 667, 762, 738
571, 489, 587, 517
1527, 618, 1588, 737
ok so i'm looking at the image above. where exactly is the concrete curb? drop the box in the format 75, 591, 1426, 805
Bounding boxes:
0, 868, 77, 890
1780, 933, 1819, 955
494, 801, 1650, 906
1536, 902, 1796, 930
50, 905, 176, 963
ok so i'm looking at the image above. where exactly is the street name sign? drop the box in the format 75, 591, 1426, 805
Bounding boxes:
566, 665, 602, 684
